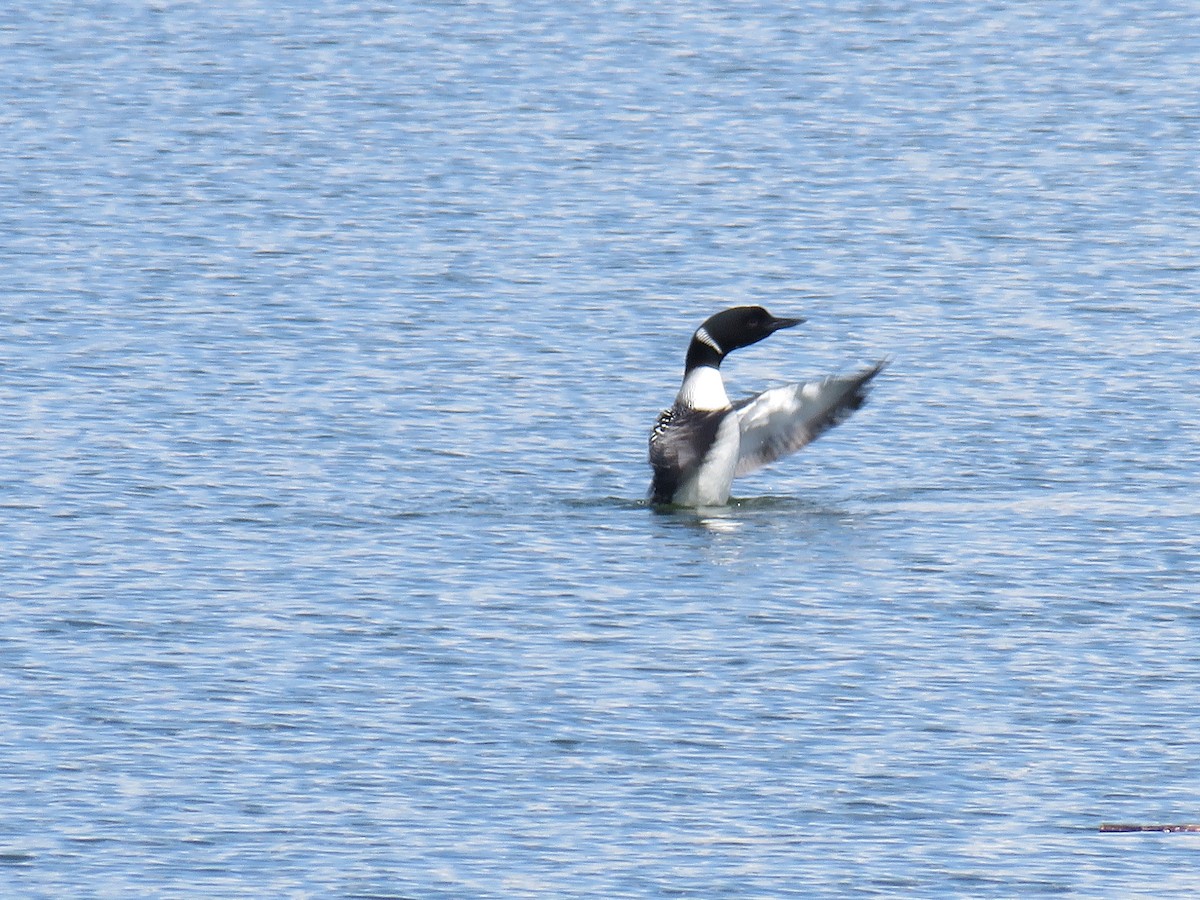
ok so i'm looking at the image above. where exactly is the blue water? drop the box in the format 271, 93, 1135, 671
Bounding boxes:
3, 1, 1200, 896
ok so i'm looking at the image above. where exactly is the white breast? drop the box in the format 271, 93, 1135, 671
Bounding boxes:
675, 365, 730, 411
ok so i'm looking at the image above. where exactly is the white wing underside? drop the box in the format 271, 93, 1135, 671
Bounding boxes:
733, 362, 886, 477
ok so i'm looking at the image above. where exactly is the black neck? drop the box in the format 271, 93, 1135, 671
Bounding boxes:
684, 337, 724, 373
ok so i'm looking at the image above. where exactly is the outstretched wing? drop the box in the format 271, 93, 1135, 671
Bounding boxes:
733, 360, 887, 477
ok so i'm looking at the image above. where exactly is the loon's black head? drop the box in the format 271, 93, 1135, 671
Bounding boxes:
684, 306, 804, 371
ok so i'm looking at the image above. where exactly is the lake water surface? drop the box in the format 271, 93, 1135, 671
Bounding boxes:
3, 1, 1200, 896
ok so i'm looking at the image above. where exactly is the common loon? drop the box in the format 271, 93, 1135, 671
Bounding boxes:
648, 306, 886, 507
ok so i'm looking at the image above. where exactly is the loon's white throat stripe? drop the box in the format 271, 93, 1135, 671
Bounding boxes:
694, 326, 722, 356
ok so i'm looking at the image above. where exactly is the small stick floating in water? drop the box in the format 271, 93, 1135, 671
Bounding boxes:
1100, 823, 1200, 833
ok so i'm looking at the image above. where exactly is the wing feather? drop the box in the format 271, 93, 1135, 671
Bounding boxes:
733, 360, 887, 477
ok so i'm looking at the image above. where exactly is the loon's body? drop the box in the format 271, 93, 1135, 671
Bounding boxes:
648, 306, 885, 507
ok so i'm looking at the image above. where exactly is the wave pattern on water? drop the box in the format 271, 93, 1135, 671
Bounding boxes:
2, 0, 1199, 897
